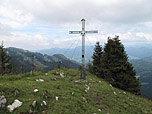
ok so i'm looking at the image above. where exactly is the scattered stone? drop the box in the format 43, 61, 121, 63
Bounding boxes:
29, 109, 33, 113
123, 92, 126, 94
43, 101, 47, 106
85, 89, 88, 93
45, 73, 48, 76
7, 99, 22, 112
113, 91, 117, 96
98, 109, 101, 111
32, 101, 37, 107
36, 79, 44, 82
14, 88, 20, 96
60, 72, 65, 78
72, 92, 74, 95
42, 111, 46, 114
130, 99, 133, 102
34, 89, 39, 93
89, 83, 91, 85
75, 80, 79, 83
99, 81, 101, 83
109, 84, 113, 88
56, 96, 59, 101
56, 72, 60, 75
83, 97, 87, 103
90, 79, 92, 81
86, 86, 90, 91
0, 95, 7, 108
42, 90, 49, 99
50, 78, 56, 81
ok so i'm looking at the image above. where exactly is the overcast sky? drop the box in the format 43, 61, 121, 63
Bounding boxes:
0, 0, 152, 50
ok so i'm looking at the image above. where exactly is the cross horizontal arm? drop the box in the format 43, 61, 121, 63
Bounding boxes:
85, 30, 98, 34
69, 31, 82, 34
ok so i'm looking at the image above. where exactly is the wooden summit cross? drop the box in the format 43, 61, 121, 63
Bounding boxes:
69, 19, 98, 80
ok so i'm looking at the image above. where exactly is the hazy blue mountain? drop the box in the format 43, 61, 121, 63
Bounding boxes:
130, 59, 152, 100
35, 46, 149, 63
34, 46, 94, 63
142, 56, 152, 63
6, 47, 80, 73
126, 47, 152, 58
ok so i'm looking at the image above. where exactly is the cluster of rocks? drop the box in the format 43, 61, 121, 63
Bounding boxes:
32, 100, 47, 107
0, 95, 22, 112
85, 84, 90, 93
0, 89, 23, 113
36, 79, 44, 82
0, 95, 6, 108
109, 84, 127, 96
50, 78, 56, 81
54, 72, 66, 78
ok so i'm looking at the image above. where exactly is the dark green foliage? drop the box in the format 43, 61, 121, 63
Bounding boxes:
101, 36, 141, 95
0, 42, 12, 75
91, 42, 103, 77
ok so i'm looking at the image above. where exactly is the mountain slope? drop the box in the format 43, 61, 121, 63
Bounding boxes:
130, 59, 152, 100
0, 69, 152, 113
6, 47, 80, 73
142, 56, 152, 63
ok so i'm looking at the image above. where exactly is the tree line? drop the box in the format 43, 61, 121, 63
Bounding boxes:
0, 42, 12, 75
89, 36, 141, 95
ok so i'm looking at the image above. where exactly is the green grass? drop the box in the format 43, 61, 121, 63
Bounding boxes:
0, 69, 152, 114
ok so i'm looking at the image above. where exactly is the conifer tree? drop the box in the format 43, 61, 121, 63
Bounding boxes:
92, 42, 103, 78
0, 42, 12, 75
102, 36, 141, 95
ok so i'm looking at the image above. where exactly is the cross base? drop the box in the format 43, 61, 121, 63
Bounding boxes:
80, 68, 86, 80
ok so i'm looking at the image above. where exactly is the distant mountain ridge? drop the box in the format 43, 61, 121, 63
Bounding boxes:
130, 59, 152, 100
6, 47, 80, 73
34, 46, 152, 63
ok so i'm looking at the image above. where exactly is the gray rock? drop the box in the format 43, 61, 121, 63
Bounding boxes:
50, 78, 56, 81
14, 89, 20, 96
32, 101, 37, 107
0, 95, 7, 108
7, 99, 22, 112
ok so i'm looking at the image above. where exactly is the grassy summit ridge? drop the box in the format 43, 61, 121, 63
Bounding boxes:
0, 69, 152, 114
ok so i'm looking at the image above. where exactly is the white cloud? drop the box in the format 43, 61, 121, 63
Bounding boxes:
0, 32, 51, 50
11, 0, 152, 25
54, 32, 152, 48
0, 0, 152, 49
136, 33, 152, 42
0, 2, 34, 29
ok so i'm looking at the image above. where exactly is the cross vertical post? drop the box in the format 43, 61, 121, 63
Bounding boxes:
81, 19, 85, 79
69, 19, 98, 80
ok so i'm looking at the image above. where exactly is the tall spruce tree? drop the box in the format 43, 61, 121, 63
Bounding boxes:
102, 36, 141, 95
0, 42, 12, 75
92, 42, 103, 78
